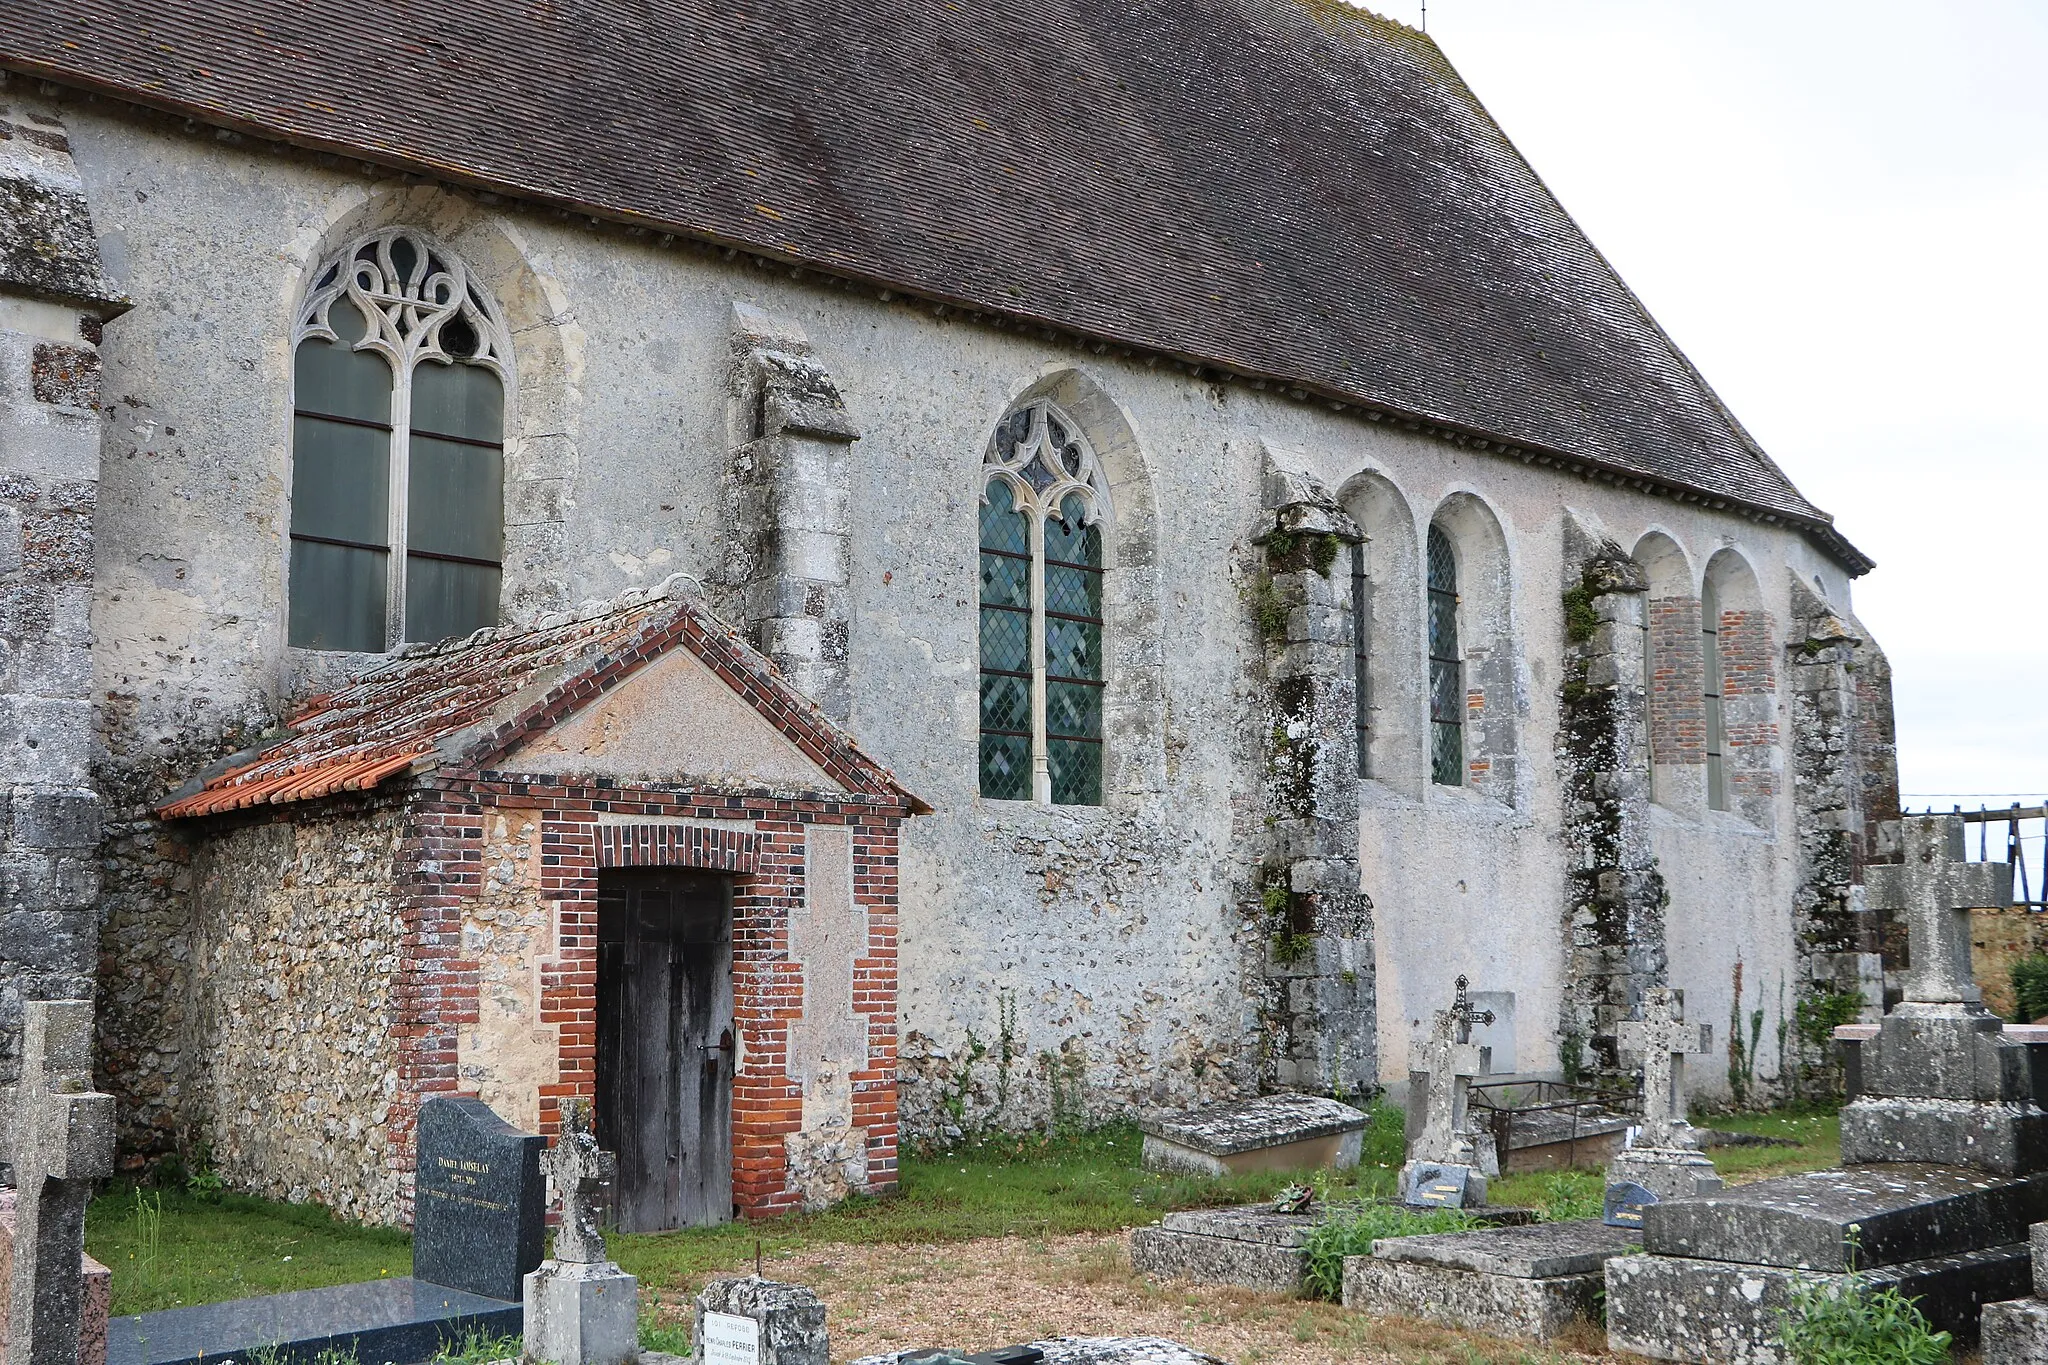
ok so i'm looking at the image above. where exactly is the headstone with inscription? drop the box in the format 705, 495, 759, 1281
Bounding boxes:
413, 1096, 545, 1303
692, 1278, 825, 1365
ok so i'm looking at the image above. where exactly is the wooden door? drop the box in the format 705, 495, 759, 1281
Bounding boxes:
595, 870, 734, 1232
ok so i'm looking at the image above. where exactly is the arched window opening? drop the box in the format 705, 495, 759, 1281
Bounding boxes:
1702, 573, 1727, 811
290, 229, 511, 652
978, 401, 1112, 805
1352, 544, 1372, 778
1426, 523, 1463, 786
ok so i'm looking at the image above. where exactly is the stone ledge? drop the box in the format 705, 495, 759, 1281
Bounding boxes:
1368, 1217, 1638, 1279
1340, 1255, 1601, 1344
1128, 1226, 1304, 1295
1138, 1093, 1368, 1159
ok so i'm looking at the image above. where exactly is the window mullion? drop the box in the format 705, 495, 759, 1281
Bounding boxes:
1030, 509, 1051, 804
388, 353, 413, 650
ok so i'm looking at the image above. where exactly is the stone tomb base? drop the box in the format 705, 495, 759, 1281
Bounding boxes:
1131, 1203, 1537, 1295
1341, 1219, 1638, 1343
1985, 1296, 2048, 1364
1138, 1094, 1369, 1179
1605, 1244, 2032, 1364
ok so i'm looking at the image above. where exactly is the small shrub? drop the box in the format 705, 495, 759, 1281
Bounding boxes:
1250, 574, 1289, 639
435, 1330, 523, 1365
2013, 954, 2048, 1023
1536, 1171, 1603, 1223
1774, 1273, 1950, 1365
1301, 1203, 1476, 1301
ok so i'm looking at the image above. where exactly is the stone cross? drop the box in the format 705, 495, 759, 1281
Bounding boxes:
1409, 999, 1490, 1165
4, 1002, 114, 1365
1866, 814, 2012, 1006
1616, 988, 1712, 1150
541, 1096, 616, 1265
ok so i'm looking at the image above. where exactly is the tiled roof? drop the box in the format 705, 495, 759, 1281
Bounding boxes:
0, 0, 1867, 570
157, 584, 920, 818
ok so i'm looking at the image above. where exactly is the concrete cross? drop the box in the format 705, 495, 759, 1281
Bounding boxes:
4, 1001, 114, 1365
1616, 988, 1712, 1150
1409, 1002, 1490, 1165
1866, 814, 2012, 1006
542, 1096, 617, 1265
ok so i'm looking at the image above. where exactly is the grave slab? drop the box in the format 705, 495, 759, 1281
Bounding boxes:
102, 1278, 521, 1365
1605, 1241, 2030, 1363
1640, 1163, 2048, 1271
1129, 1202, 1535, 1295
1138, 1094, 1367, 1178
1341, 1219, 1637, 1343
412, 1096, 545, 1304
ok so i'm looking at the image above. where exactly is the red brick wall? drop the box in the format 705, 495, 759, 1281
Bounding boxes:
1718, 607, 1780, 807
389, 776, 904, 1223
1647, 596, 1705, 766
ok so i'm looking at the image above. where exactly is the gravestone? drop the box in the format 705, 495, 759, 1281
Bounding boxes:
1981, 1221, 2048, 1362
1342, 1219, 1640, 1342
2, 1001, 114, 1365
524, 1097, 638, 1365
0, 1191, 109, 1365
1607, 815, 2041, 1361
1130, 1199, 1535, 1294
1606, 988, 1721, 1210
691, 1277, 825, 1365
1399, 977, 1495, 1208
1138, 1093, 1368, 1178
412, 1096, 546, 1303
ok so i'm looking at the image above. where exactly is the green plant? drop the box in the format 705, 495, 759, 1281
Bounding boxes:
1301, 1203, 1477, 1300
1794, 990, 1865, 1050
1250, 574, 1289, 639
637, 1312, 693, 1357
1271, 929, 1313, 966
1535, 1172, 1603, 1223
1562, 582, 1600, 645
993, 988, 1019, 1114
130, 1189, 163, 1291
1309, 533, 1340, 577
186, 1166, 225, 1202
435, 1328, 523, 1365
1265, 530, 1299, 563
1774, 1273, 1950, 1364
2013, 953, 2048, 1023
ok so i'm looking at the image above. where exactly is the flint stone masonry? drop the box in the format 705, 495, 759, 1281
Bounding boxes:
691, 1278, 826, 1365
853, 1341, 1226, 1365
1138, 1093, 1367, 1177
1341, 1219, 1639, 1343
1605, 1242, 2031, 1362
1641, 1164, 2048, 1271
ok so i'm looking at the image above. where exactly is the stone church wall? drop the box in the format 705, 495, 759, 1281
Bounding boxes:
182, 804, 407, 1222
47, 97, 1894, 1146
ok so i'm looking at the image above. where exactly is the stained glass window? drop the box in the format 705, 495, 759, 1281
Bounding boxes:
1703, 576, 1727, 810
1427, 524, 1463, 787
289, 229, 511, 652
977, 401, 1113, 804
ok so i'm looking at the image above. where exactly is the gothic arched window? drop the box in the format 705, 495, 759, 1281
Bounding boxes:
1426, 522, 1463, 786
289, 229, 512, 652
979, 400, 1112, 805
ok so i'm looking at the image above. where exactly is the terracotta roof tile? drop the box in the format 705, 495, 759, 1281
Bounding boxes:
0, 0, 1868, 571
157, 585, 920, 819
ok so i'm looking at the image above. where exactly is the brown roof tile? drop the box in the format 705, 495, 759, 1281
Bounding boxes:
0, 0, 1867, 569
156, 585, 921, 818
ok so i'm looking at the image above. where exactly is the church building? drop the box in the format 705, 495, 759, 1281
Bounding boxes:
0, 0, 1897, 1227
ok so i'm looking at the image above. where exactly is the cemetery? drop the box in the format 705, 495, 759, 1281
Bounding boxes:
0, 0, 2030, 1361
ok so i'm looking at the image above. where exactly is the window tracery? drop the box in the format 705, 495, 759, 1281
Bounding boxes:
978, 401, 1111, 805
289, 228, 513, 652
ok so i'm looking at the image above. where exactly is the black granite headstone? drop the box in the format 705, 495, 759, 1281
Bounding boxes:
1604, 1180, 1657, 1228
412, 1096, 545, 1303
1403, 1163, 1469, 1208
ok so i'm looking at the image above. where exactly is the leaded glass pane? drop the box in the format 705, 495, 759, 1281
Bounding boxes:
409, 436, 504, 562
1044, 498, 1100, 565
1045, 562, 1101, 621
412, 359, 503, 442
291, 415, 391, 545
1427, 589, 1459, 654
980, 732, 1031, 801
1430, 657, 1463, 726
1353, 551, 1372, 778
980, 551, 1029, 611
979, 607, 1030, 677
980, 480, 1030, 555
295, 333, 390, 422
289, 538, 386, 652
1048, 737, 1102, 806
1047, 679, 1102, 740
1431, 718, 1464, 788
1427, 524, 1456, 593
1046, 614, 1101, 681
980, 672, 1031, 735
405, 555, 500, 643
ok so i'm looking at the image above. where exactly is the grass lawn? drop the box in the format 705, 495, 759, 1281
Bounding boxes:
86, 1100, 1842, 1328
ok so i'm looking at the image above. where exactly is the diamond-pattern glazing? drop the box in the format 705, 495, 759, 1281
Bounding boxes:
981, 732, 1031, 801
1048, 737, 1102, 806
1046, 616, 1101, 681
981, 671, 1031, 734
1047, 680, 1102, 740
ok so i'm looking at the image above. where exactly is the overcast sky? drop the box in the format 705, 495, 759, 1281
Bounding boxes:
1364, 0, 2048, 803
